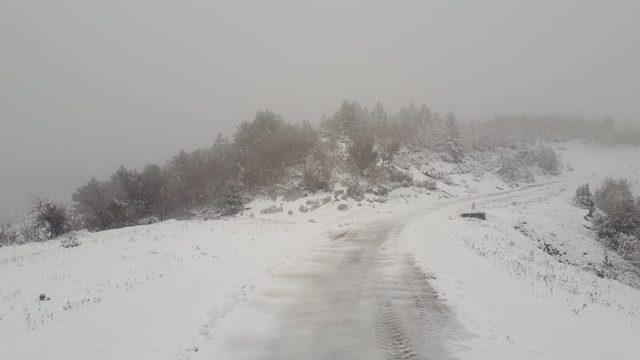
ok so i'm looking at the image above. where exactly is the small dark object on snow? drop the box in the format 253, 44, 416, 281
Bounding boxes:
39, 293, 50, 301
460, 212, 486, 220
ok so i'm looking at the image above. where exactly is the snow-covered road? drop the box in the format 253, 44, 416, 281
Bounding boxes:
205, 215, 462, 359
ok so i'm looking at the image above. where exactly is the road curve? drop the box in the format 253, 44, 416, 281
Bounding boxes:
205, 181, 574, 359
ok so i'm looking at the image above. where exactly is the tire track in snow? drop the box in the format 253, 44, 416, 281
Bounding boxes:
204, 220, 463, 359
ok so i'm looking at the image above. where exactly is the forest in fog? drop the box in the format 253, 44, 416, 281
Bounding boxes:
2, 100, 639, 245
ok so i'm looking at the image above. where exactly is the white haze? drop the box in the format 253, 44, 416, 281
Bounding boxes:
1, 0, 639, 222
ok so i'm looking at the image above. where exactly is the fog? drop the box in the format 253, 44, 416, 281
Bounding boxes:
1, 0, 639, 222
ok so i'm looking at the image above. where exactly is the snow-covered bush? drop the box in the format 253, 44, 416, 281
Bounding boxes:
216, 185, 247, 216
345, 181, 365, 201
574, 183, 593, 209
534, 146, 561, 175
372, 186, 390, 196
337, 204, 349, 211
302, 144, 333, 192
440, 113, 465, 163
615, 233, 640, 266
585, 178, 640, 268
18, 218, 50, 243
593, 178, 639, 234
305, 199, 324, 211
496, 146, 561, 185
138, 216, 159, 225
496, 152, 534, 185
302, 164, 332, 192
389, 168, 413, 187
259, 205, 283, 214
414, 179, 437, 190
297, 199, 325, 214
60, 233, 80, 248
0, 223, 19, 247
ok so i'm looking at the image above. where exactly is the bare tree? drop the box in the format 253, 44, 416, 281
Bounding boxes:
30, 196, 72, 239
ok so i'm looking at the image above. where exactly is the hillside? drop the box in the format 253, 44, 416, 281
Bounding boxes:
1, 142, 640, 359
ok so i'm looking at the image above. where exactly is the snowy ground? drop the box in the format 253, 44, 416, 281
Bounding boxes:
1, 142, 640, 359
400, 185, 640, 359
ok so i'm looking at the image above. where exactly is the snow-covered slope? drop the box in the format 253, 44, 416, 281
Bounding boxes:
400, 185, 640, 359
1, 142, 639, 359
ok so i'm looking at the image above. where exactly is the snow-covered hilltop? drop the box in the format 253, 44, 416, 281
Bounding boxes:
1, 142, 640, 359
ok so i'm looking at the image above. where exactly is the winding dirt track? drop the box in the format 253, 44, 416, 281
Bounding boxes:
210, 181, 567, 359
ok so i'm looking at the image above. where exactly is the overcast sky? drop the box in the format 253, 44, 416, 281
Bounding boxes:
1, 0, 639, 222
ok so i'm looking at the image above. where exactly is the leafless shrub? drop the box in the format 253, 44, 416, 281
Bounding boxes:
19, 221, 46, 243
347, 134, 378, 175
72, 178, 113, 230
30, 197, 72, 239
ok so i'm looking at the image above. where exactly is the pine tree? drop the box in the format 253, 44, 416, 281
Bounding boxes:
322, 100, 366, 139
443, 113, 464, 163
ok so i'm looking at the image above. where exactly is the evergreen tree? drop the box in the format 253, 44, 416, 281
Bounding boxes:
322, 100, 366, 139
443, 112, 464, 163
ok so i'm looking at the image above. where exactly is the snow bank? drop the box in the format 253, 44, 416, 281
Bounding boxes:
0, 217, 329, 359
